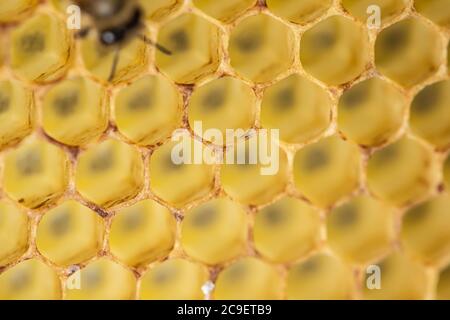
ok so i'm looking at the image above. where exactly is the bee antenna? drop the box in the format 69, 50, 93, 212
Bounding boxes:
139, 34, 172, 55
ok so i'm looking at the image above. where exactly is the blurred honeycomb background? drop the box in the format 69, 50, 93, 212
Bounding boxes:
0, 0, 449, 300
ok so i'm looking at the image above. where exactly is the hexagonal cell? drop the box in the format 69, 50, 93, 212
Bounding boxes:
327, 195, 395, 264
437, 264, 450, 300
114, 74, 182, 146
415, 0, 450, 28
65, 258, 136, 300
221, 134, 289, 206
109, 199, 176, 267
214, 257, 283, 300
293, 136, 361, 208
149, 139, 215, 208
188, 76, 257, 144
139, 258, 209, 300
0, 0, 38, 23
401, 194, 450, 265
10, 12, 71, 83
300, 15, 369, 86
0, 259, 61, 300
253, 197, 321, 263
193, 0, 256, 23
261, 74, 332, 144
156, 13, 221, 84
266, 0, 332, 25
286, 253, 354, 299
375, 18, 441, 88
0, 200, 29, 267
361, 252, 427, 299
229, 14, 295, 83
42, 77, 108, 147
0, 79, 34, 150
75, 139, 144, 208
2, 137, 69, 209
338, 78, 406, 147
366, 137, 435, 206
36, 200, 104, 267
181, 198, 248, 265
444, 153, 450, 190
410, 80, 450, 149
139, 0, 183, 21
341, 0, 408, 25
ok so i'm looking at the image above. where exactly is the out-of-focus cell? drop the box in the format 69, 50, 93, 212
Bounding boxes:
2, 137, 68, 209
0, 259, 61, 300
0, 201, 29, 267
338, 78, 406, 147
181, 198, 248, 265
261, 74, 332, 144
36, 200, 104, 267
65, 258, 136, 300
300, 16, 369, 86
342, 0, 408, 25
409, 80, 450, 149
49, 0, 71, 13
286, 253, 354, 299
193, 0, 256, 23
75, 139, 144, 208
253, 197, 321, 263
437, 264, 450, 300
0, 0, 38, 23
42, 77, 108, 147
214, 257, 283, 300
375, 18, 441, 88
293, 136, 361, 208
366, 137, 435, 206
188, 76, 257, 144
401, 194, 450, 265
139, 0, 183, 21
139, 259, 209, 300
327, 195, 395, 264
115, 75, 182, 146
10, 12, 71, 83
415, 0, 450, 28
361, 252, 428, 299
266, 0, 332, 25
444, 153, 450, 190
0, 80, 34, 150
229, 14, 295, 83
156, 13, 221, 84
109, 199, 176, 267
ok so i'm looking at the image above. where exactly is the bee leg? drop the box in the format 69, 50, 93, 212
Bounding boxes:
75, 26, 91, 39
139, 34, 172, 56
108, 47, 121, 83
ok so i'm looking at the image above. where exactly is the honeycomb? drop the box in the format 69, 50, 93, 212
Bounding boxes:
0, 0, 449, 301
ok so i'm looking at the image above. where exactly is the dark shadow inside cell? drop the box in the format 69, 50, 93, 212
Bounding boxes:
371, 143, 399, 165
274, 87, 295, 110
235, 30, 263, 52
0, 93, 10, 113
411, 84, 440, 114
9, 268, 31, 291
331, 203, 358, 227
128, 90, 153, 111
152, 265, 176, 284
90, 148, 114, 172
381, 23, 409, 53
297, 256, 321, 274
311, 30, 336, 50
122, 209, 144, 231
202, 88, 225, 111
16, 150, 42, 176
83, 268, 103, 288
225, 262, 246, 281
169, 30, 189, 52
50, 211, 72, 236
302, 147, 329, 171
191, 207, 217, 227
403, 202, 430, 226
262, 206, 286, 225
341, 82, 370, 109
53, 91, 79, 116
20, 32, 45, 54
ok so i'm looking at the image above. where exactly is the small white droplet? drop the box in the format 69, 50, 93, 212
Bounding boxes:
201, 281, 215, 300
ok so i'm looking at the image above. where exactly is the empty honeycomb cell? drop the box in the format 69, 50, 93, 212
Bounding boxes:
266, 0, 332, 25
109, 199, 176, 267
42, 77, 108, 147
139, 258, 209, 300
437, 264, 450, 299
156, 13, 221, 84
375, 18, 441, 88
115, 75, 182, 146
293, 136, 361, 208
415, 0, 450, 28
261, 74, 332, 144
286, 253, 354, 300
0, 0, 38, 23
188, 76, 257, 143
139, 0, 183, 21
401, 194, 450, 265
149, 139, 215, 208
75, 139, 144, 208
338, 78, 406, 147
409, 80, 450, 149
65, 258, 136, 300
445, 154, 450, 189
229, 14, 296, 83
36, 200, 104, 267
253, 197, 321, 263
193, 0, 256, 23
327, 195, 395, 264
2, 137, 69, 209
10, 12, 71, 83
341, 0, 408, 25
0, 259, 61, 300
0, 201, 29, 267
366, 137, 435, 206
0, 80, 34, 150
300, 15, 369, 86
214, 257, 283, 300
181, 198, 248, 265
361, 252, 427, 299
